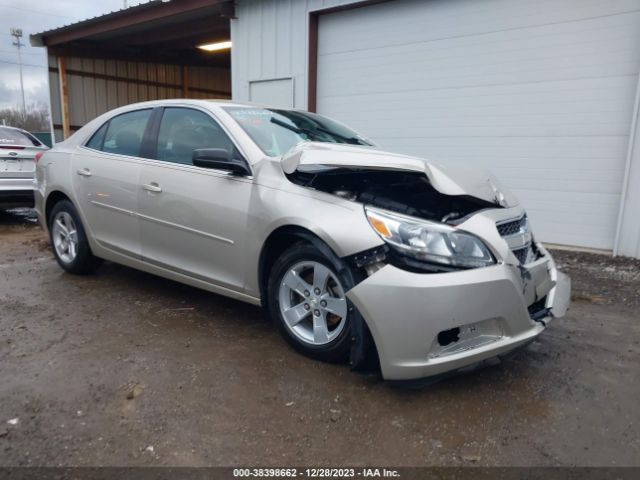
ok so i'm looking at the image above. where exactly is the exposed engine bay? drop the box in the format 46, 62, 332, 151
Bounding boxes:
287, 168, 501, 224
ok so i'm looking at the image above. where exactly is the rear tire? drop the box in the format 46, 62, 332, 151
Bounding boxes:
48, 199, 102, 274
268, 243, 353, 363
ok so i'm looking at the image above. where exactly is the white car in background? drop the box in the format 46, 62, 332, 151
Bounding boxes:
33, 100, 571, 382
0, 126, 48, 208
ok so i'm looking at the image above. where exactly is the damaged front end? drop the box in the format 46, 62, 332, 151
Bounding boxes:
280, 142, 571, 381
282, 142, 524, 274
288, 168, 498, 227
282, 141, 519, 209
288, 168, 503, 274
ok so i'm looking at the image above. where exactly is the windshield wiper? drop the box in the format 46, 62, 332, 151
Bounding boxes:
270, 117, 309, 136
270, 117, 368, 145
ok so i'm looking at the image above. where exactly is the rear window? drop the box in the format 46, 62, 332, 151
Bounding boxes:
0, 127, 41, 147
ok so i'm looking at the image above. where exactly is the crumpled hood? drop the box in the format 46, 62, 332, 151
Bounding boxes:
281, 142, 519, 208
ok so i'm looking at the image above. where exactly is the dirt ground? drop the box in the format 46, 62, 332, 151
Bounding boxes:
0, 208, 638, 467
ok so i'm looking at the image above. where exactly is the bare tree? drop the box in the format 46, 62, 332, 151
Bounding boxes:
0, 102, 50, 132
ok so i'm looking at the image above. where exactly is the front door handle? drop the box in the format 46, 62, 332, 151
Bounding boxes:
142, 183, 162, 193
76, 168, 92, 177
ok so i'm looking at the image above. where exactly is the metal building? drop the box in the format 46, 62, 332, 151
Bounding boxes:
231, 0, 640, 258
32, 0, 640, 258
31, 0, 234, 141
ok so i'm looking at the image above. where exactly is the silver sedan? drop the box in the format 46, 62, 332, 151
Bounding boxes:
34, 100, 571, 382
1, 126, 48, 208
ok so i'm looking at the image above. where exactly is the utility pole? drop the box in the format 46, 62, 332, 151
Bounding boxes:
10, 28, 27, 120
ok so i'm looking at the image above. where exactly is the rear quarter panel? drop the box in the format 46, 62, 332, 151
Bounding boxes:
36, 149, 76, 230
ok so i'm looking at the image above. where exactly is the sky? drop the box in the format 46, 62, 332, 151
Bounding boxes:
0, 0, 147, 110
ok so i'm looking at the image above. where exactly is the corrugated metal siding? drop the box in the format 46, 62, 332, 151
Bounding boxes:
190, 66, 233, 99
49, 54, 230, 142
231, 0, 640, 256
315, 0, 640, 250
232, 0, 359, 108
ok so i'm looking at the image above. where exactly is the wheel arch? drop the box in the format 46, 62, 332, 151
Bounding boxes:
44, 190, 73, 227
258, 224, 381, 373
258, 225, 339, 306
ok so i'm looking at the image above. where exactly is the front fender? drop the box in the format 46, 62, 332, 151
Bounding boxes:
243, 183, 384, 298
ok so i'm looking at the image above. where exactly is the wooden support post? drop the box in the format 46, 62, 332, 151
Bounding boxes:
57, 56, 70, 139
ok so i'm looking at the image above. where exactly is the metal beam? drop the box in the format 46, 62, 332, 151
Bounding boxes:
46, 44, 231, 68
106, 17, 229, 47
47, 65, 230, 97
41, 0, 226, 46
614, 71, 640, 257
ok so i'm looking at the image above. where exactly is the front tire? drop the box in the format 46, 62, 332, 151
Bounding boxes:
48, 199, 102, 274
268, 244, 353, 363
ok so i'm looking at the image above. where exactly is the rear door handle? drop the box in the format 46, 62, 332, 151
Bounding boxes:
76, 168, 92, 177
142, 183, 162, 193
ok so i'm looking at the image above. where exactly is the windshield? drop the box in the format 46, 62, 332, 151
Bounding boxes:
223, 107, 374, 156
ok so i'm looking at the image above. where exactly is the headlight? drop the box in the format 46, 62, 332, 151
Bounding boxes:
365, 207, 495, 269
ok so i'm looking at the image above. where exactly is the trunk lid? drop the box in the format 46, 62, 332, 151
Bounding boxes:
0, 146, 43, 178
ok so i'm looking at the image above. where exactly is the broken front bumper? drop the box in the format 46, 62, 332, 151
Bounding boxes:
346, 247, 571, 381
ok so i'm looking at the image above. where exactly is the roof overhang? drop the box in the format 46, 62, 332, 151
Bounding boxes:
30, 0, 235, 66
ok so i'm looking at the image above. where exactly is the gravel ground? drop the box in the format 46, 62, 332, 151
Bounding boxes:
0, 208, 638, 467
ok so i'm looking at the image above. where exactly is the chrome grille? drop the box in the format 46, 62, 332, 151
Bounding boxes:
497, 214, 533, 265
497, 215, 527, 237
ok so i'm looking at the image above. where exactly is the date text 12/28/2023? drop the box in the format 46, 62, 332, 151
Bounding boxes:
232, 468, 401, 478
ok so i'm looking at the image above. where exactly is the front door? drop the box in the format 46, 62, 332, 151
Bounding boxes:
72, 108, 153, 258
137, 107, 252, 291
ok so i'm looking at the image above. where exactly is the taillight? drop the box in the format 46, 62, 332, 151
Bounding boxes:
35, 151, 45, 163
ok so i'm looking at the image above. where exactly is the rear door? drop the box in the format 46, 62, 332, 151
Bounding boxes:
72, 108, 153, 259
137, 106, 252, 291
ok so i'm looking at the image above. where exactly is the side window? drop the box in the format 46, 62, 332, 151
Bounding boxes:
155, 107, 235, 165
86, 122, 108, 150
101, 109, 152, 157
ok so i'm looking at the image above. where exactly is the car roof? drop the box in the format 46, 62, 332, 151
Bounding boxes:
0, 125, 29, 132
101, 98, 299, 112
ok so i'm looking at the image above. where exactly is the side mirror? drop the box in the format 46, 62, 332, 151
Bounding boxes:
192, 148, 251, 176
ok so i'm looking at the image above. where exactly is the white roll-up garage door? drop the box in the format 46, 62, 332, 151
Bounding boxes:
316, 0, 640, 250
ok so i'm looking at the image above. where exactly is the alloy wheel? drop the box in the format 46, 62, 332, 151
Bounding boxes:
51, 211, 78, 264
278, 261, 348, 345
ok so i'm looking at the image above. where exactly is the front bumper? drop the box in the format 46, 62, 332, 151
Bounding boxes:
0, 178, 35, 208
347, 246, 571, 380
